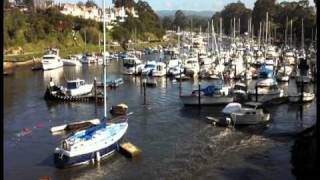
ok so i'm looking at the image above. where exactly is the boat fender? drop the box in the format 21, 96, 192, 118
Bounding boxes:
36, 123, 44, 128
23, 128, 30, 133
96, 151, 101, 162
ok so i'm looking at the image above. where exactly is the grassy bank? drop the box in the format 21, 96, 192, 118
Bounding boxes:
4, 39, 177, 62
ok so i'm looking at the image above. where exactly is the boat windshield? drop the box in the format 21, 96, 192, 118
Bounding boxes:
67, 82, 79, 89
145, 64, 155, 68
234, 85, 247, 91
43, 56, 55, 60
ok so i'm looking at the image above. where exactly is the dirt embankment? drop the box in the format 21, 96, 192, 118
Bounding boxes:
3, 59, 42, 71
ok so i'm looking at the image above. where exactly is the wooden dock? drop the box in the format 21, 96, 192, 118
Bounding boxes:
44, 88, 104, 102
119, 142, 141, 158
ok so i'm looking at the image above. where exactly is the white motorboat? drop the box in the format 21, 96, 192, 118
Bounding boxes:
41, 48, 63, 71
180, 84, 233, 105
224, 102, 271, 125
183, 57, 199, 77
122, 55, 144, 75
61, 56, 82, 66
141, 61, 157, 76
152, 62, 167, 77
248, 78, 284, 102
63, 79, 94, 96
80, 54, 97, 64
276, 65, 292, 82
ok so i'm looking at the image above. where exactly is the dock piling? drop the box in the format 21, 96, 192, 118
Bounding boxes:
198, 83, 201, 108
143, 79, 146, 105
179, 67, 182, 96
94, 77, 97, 103
255, 83, 258, 102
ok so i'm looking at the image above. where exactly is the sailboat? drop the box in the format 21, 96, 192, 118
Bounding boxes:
53, 2, 128, 168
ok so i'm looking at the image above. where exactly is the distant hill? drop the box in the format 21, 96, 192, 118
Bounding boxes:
156, 10, 214, 17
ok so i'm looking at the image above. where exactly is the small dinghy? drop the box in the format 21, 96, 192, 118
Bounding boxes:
207, 116, 232, 127
50, 119, 101, 133
110, 104, 128, 116
143, 79, 157, 87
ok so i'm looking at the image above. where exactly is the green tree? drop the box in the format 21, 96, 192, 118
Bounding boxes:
252, 0, 277, 35
162, 16, 173, 30
173, 10, 188, 30
114, 0, 135, 8
216, 1, 252, 35
85, 0, 97, 8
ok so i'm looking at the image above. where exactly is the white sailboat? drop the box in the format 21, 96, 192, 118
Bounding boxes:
53, 2, 128, 168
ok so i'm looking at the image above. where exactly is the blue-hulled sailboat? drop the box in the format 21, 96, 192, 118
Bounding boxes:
53, 1, 128, 168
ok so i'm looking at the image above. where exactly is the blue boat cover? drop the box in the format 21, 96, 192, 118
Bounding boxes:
259, 65, 273, 77
202, 85, 217, 96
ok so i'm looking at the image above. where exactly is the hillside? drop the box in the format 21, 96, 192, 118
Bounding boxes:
157, 10, 214, 17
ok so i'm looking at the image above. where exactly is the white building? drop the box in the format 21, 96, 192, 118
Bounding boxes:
58, 3, 138, 28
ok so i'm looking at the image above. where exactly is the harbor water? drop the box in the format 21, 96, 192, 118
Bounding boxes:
4, 58, 316, 179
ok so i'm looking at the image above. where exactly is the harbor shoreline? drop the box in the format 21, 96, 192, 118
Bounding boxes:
3, 59, 42, 71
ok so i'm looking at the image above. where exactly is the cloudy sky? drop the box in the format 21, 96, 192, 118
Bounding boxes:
57, 0, 315, 11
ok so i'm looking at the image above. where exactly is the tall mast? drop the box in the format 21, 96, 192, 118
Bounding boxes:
207, 21, 210, 52
301, 18, 304, 49
233, 17, 236, 41
285, 16, 288, 47
259, 22, 262, 48
178, 26, 180, 51
103, 0, 107, 119
219, 17, 222, 52
220, 17, 222, 39
212, 19, 218, 56
290, 19, 293, 47
211, 20, 214, 54
265, 12, 268, 45
238, 18, 240, 36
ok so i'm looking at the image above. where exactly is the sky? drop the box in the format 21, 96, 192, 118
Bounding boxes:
57, 0, 315, 11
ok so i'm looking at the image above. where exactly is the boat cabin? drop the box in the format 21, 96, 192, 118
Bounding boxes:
67, 79, 85, 89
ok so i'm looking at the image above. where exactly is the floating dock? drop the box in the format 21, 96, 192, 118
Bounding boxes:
119, 142, 141, 158
44, 88, 104, 102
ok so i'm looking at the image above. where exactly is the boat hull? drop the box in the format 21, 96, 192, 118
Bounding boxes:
68, 84, 94, 96
248, 92, 282, 103
62, 59, 82, 66
54, 140, 120, 168
180, 95, 234, 105
42, 61, 63, 71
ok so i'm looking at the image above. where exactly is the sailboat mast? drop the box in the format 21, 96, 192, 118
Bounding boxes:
207, 21, 210, 52
103, 0, 107, 118
285, 16, 288, 47
220, 17, 222, 39
265, 12, 268, 45
212, 20, 214, 54
290, 19, 293, 47
301, 18, 304, 49
259, 22, 261, 48
233, 17, 236, 41
238, 18, 240, 36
